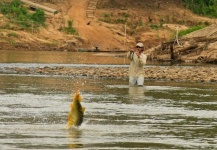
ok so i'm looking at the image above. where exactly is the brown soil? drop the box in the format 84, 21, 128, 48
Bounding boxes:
0, 0, 217, 63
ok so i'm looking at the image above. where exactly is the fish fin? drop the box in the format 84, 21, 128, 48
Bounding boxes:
82, 107, 85, 113
66, 120, 74, 129
75, 89, 79, 95
70, 103, 73, 109
67, 113, 71, 121
67, 112, 74, 127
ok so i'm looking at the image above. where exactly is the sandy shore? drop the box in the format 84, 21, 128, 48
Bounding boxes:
3, 66, 217, 83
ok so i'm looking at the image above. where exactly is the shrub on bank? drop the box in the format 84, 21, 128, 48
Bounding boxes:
0, 0, 46, 29
178, 26, 204, 37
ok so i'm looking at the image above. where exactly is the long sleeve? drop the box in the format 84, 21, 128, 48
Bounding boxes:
139, 53, 147, 65
127, 51, 134, 60
128, 52, 147, 77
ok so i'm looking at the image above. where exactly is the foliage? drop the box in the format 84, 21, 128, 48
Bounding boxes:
0, 0, 46, 29
150, 24, 159, 30
138, 19, 143, 26
101, 12, 130, 24
64, 20, 77, 35
103, 13, 111, 23
178, 25, 204, 37
7, 32, 19, 38
31, 9, 46, 25
183, 0, 217, 18
98, 0, 121, 8
122, 12, 129, 18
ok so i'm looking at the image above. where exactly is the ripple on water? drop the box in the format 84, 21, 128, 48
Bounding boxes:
0, 76, 217, 149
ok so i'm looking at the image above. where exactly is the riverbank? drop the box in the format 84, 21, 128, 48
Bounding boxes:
2, 66, 217, 83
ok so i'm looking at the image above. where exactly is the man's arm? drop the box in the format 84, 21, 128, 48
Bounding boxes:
127, 50, 134, 60
139, 54, 147, 65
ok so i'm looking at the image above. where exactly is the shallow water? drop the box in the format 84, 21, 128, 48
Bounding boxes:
0, 74, 216, 150
0, 50, 217, 149
0, 50, 128, 65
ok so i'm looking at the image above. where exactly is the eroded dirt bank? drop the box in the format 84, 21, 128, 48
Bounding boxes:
0, 40, 77, 51
1, 0, 217, 63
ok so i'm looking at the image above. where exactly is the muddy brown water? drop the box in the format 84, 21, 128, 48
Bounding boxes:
0, 50, 128, 65
0, 50, 216, 149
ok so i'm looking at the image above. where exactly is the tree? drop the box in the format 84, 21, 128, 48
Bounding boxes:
183, 0, 217, 18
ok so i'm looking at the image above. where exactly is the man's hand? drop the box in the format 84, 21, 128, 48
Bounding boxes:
129, 49, 135, 52
135, 49, 142, 58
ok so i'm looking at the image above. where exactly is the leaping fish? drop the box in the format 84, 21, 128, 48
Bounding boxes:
66, 90, 85, 129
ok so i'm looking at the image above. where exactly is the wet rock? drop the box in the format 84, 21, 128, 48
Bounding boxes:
1, 66, 217, 83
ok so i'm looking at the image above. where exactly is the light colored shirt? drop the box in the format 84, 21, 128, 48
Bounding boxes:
127, 51, 147, 77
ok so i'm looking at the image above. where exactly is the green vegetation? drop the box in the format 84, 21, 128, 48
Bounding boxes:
183, 0, 217, 18
178, 25, 204, 37
98, 0, 121, 9
64, 20, 77, 35
103, 13, 111, 23
0, 0, 46, 29
101, 12, 130, 24
138, 19, 143, 26
115, 13, 129, 24
150, 24, 159, 30
7, 32, 19, 38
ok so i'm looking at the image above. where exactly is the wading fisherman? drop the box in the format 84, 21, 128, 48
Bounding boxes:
127, 42, 147, 86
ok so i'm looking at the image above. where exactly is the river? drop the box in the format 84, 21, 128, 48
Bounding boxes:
0, 50, 216, 149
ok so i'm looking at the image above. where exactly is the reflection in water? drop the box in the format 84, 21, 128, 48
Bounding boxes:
68, 128, 83, 149
128, 86, 145, 101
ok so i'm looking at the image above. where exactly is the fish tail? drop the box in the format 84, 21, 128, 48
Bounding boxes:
73, 89, 82, 102
75, 89, 79, 95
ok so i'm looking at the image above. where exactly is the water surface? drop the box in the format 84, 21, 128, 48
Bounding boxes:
0, 50, 128, 65
0, 50, 216, 149
0, 75, 216, 149
1, 50, 216, 66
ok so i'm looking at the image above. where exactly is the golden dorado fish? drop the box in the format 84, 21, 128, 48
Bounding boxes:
66, 90, 85, 129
